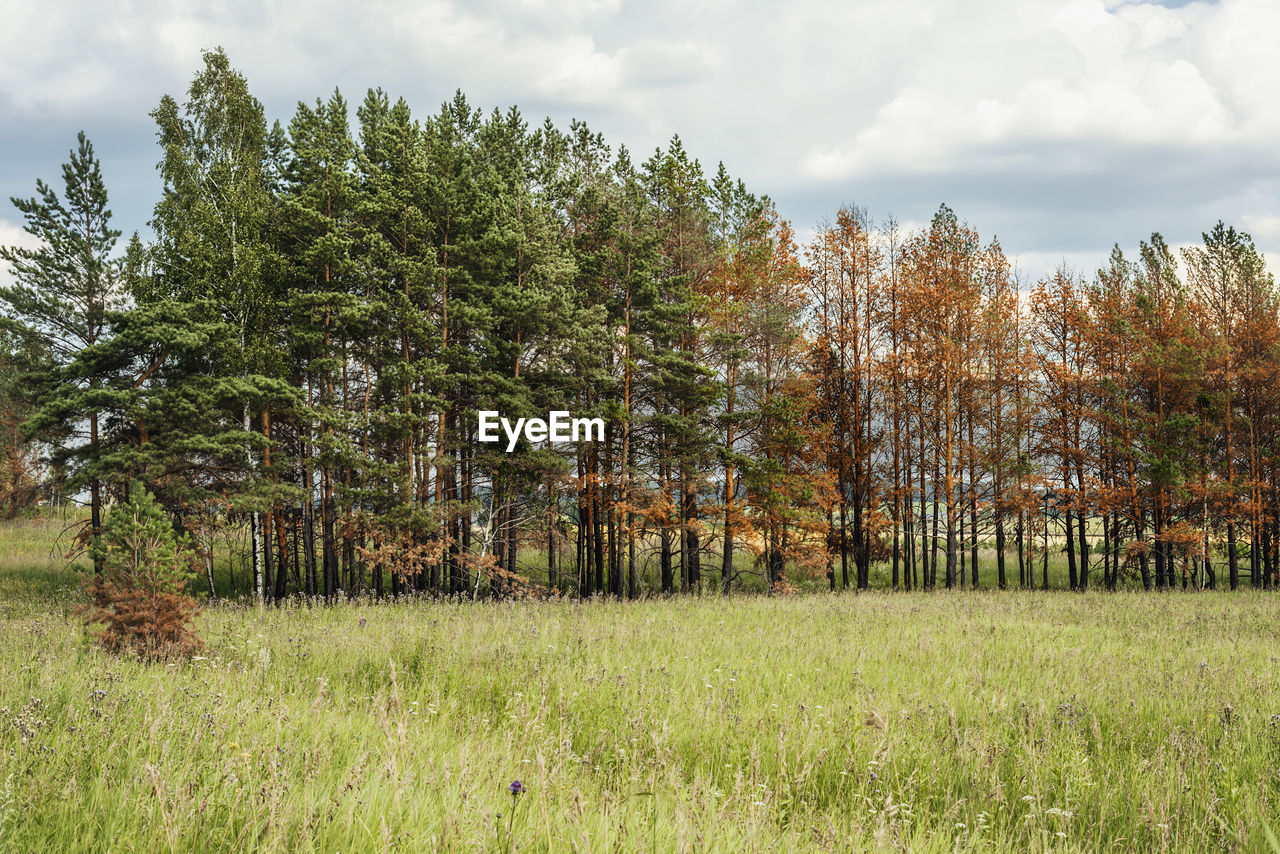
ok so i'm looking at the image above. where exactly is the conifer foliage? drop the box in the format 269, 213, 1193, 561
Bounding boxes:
0, 131, 122, 568
78, 481, 203, 658
4, 48, 1280, 599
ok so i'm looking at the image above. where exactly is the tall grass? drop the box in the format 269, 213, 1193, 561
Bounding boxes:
0, 510, 86, 618
3, 590, 1280, 850
2, 515, 1277, 851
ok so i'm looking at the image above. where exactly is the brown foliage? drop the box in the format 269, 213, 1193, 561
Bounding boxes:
0, 438, 41, 519
76, 481, 204, 660
78, 572, 204, 660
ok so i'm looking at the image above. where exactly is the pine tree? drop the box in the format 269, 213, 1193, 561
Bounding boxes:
743, 211, 833, 590
706, 165, 766, 593
1133, 234, 1202, 588
0, 131, 124, 571
150, 47, 282, 600
1182, 223, 1273, 588
352, 89, 439, 596
282, 88, 362, 598
420, 91, 485, 594
643, 138, 716, 593
78, 480, 203, 658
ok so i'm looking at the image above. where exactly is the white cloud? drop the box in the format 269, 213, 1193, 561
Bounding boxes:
527, 35, 624, 104
1, 0, 1278, 282
1241, 213, 1280, 242
0, 219, 36, 247
0, 218, 42, 286
798, 0, 1265, 182
514, 0, 621, 18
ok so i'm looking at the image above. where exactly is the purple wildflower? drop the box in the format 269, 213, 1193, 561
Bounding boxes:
510, 780, 523, 796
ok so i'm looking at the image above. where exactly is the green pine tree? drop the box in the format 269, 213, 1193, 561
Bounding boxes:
150, 47, 284, 599
79, 480, 204, 658
0, 131, 124, 571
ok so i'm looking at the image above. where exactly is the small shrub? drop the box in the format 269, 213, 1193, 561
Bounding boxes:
77, 480, 204, 659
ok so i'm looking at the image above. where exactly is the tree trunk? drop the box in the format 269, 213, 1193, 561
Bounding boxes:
89, 411, 103, 576
1077, 510, 1090, 591
996, 515, 1006, 589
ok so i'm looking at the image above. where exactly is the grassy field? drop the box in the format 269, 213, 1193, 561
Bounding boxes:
2, 515, 1280, 851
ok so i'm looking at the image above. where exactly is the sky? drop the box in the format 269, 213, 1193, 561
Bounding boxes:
2, 0, 1278, 283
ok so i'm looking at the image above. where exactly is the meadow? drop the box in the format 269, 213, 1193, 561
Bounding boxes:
2, 514, 1280, 851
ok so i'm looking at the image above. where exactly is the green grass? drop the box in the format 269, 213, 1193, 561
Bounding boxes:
0, 511, 87, 618
2, 518, 1279, 851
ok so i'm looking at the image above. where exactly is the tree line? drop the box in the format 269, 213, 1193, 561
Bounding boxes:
2, 48, 1278, 599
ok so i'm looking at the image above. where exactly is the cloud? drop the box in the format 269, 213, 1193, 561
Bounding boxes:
0, 218, 43, 286
1241, 213, 1280, 242
0, 0, 1277, 286
618, 40, 715, 88
0, 220, 37, 250
513, 0, 621, 19
798, 0, 1268, 184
